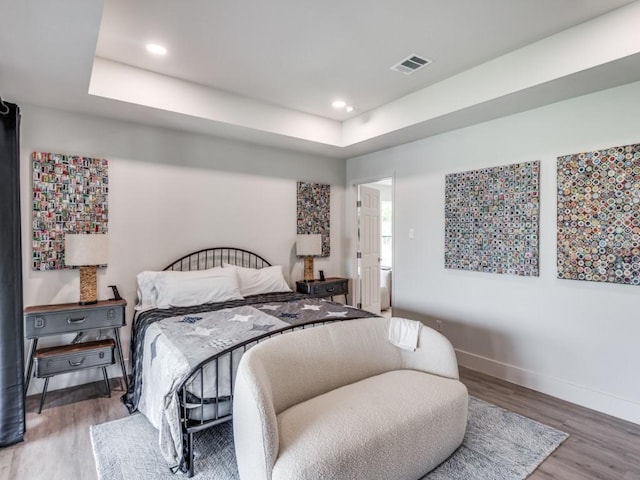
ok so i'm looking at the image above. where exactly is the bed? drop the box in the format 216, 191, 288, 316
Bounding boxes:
121, 247, 376, 477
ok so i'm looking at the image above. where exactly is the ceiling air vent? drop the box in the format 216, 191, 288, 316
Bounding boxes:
390, 54, 432, 75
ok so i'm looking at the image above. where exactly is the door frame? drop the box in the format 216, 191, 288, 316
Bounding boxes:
348, 174, 395, 311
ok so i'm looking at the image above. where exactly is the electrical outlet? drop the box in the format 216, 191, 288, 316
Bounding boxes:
436, 320, 443, 332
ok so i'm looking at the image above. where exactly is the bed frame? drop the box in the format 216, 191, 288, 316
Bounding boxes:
162, 247, 339, 477
164, 247, 271, 272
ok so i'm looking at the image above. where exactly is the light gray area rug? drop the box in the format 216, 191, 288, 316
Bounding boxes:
91, 396, 568, 480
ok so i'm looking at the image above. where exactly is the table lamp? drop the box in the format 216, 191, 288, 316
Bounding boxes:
64, 233, 109, 305
296, 234, 322, 281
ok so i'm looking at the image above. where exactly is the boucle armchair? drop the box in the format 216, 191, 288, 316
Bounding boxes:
233, 316, 468, 480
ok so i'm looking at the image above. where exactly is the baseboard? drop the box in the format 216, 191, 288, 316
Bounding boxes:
456, 349, 640, 425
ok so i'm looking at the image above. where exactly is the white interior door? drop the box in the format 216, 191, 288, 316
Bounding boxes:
358, 185, 381, 314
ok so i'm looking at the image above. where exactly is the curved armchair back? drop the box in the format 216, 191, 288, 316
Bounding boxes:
233, 316, 460, 480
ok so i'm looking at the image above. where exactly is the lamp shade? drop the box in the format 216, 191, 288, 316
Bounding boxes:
296, 234, 322, 256
64, 234, 109, 266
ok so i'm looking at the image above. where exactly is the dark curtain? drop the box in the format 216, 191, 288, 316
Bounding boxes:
0, 100, 24, 447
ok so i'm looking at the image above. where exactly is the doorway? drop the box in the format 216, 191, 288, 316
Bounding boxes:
354, 177, 393, 316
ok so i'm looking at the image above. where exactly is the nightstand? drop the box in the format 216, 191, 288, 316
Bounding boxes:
296, 277, 349, 303
33, 339, 115, 413
24, 299, 128, 405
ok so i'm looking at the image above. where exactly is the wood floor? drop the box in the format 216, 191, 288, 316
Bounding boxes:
461, 369, 640, 480
1, 368, 639, 480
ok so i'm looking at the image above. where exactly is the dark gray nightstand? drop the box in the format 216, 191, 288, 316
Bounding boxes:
23, 299, 128, 410
296, 277, 349, 303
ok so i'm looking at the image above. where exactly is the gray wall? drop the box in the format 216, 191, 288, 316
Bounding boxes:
347, 80, 640, 424
20, 104, 346, 394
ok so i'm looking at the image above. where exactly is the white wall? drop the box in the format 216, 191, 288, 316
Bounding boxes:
20, 104, 346, 394
347, 80, 640, 425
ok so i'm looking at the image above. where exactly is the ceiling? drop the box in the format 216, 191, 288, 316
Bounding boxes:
2, 0, 640, 159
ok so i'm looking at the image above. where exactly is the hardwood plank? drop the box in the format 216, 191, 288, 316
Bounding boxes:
0, 447, 14, 480
0, 379, 128, 480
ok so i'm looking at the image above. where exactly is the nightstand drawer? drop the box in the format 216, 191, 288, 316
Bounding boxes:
34, 339, 115, 377
24, 304, 124, 338
297, 278, 348, 298
312, 280, 347, 296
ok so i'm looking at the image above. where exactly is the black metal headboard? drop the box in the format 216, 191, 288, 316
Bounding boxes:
163, 247, 272, 272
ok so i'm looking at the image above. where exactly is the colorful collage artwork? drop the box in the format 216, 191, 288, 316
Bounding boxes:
445, 161, 540, 276
557, 142, 640, 285
296, 181, 330, 257
32, 152, 108, 271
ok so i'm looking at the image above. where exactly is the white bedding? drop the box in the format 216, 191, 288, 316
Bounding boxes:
137, 305, 289, 466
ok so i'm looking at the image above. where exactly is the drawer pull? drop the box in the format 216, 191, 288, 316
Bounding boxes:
326, 286, 335, 292
68, 358, 86, 367
67, 316, 87, 325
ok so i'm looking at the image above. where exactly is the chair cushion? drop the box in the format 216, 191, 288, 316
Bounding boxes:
272, 369, 468, 480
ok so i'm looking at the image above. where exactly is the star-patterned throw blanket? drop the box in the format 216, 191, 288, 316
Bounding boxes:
122, 292, 376, 469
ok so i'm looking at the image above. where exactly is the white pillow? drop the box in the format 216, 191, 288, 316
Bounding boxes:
136, 267, 243, 309
156, 267, 243, 308
223, 263, 291, 296
136, 270, 162, 311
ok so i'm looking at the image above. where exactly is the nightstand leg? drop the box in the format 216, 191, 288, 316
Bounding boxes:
113, 328, 128, 390
24, 338, 38, 395
102, 367, 111, 398
38, 377, 49, 414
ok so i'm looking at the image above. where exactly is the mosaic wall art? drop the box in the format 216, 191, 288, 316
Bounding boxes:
296, 181, 330, 257
32, 152, 108, 270
557, 142, 640, 285
445, 161, 540, 276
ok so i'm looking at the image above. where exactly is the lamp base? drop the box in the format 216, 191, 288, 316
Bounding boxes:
79, 265, 98, 304
303, 256, 314, 281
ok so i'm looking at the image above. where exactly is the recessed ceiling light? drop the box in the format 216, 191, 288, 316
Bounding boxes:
332, 100, 346, 109
146, 43, 167, 55
345, 105, 356, 113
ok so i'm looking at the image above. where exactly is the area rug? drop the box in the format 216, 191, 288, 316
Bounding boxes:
90, 396, 568, 480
